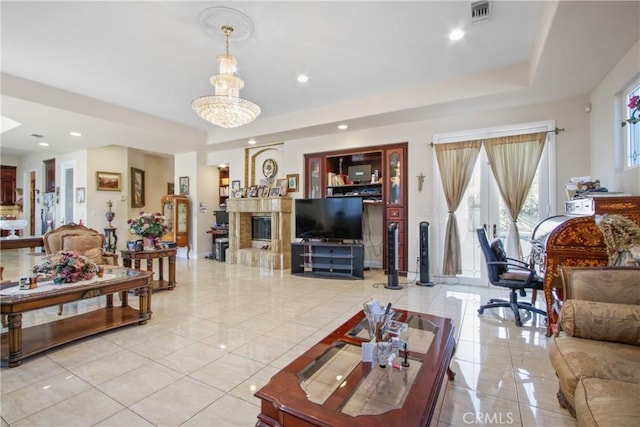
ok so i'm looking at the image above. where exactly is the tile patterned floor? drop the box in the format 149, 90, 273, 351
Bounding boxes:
0, 249, 576, 426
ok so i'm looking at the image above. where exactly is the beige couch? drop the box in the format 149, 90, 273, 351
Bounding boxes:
548, 267, 640, 426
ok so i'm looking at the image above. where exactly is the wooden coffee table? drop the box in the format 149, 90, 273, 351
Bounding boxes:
254, 309, 456, 427
1, 268, 152, 367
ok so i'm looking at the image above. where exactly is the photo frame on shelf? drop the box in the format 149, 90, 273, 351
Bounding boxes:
179, 176, 189, 195
131, 167, 145, 208
269, 187, 280, 197
232, 180, 241, 191
257, 187, 264, 197
75, 187, 86, 203
286, 174, 299, 192
276, 178, 287, 193
241, 187, 248, 198
96, 171, 122, 191
249, 186, 258, 197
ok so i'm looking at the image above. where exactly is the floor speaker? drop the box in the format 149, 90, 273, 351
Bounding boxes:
385, 222, 402, 290
416, 221, 434, 287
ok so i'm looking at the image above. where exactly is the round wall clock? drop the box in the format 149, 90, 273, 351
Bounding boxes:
262, 158, 278, 178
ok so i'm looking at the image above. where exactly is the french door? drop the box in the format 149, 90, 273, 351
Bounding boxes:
433, 121, 556, 286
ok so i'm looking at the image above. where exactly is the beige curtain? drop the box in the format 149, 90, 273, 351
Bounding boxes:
435, 140, 482, 275
484, 132, 547, 259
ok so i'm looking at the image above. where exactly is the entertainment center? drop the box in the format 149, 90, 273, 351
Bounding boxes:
303, 143, 407, 273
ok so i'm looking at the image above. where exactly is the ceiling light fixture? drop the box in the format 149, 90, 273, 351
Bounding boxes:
449, 29, 465, 41
248, 138, 257, 145
70, 131, 82, 137
338, 124, 348, 130
38, 142, 49, 147
297, 74, 309, 83
191, 25, 261, 128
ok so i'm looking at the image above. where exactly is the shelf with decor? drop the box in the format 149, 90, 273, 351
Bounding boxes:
219, 167, 229, 207
327, 183, 382, 201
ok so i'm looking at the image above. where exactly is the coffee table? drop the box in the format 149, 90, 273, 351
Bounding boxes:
1, 268, 152, 367
254, 309, 456, 427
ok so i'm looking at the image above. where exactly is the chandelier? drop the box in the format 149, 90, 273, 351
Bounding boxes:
191, 25, 261, 128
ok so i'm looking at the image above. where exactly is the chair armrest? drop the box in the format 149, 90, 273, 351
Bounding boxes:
506, 257, 529, 268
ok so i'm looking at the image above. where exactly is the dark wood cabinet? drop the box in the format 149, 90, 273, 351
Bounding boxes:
303, 142, 408, 273
43, 159, 55, 193
1, 166, 17, 206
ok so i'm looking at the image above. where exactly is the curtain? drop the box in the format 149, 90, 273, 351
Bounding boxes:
435, 140, 482, 275
484, 132, 547, 259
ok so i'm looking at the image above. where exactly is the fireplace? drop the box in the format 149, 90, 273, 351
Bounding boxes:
252, 216, 272, 241
226, 197, 292, 270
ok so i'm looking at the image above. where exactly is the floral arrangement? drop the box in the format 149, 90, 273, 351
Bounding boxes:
33, 251, 99, 284
622, 94, 639, 127
127, 211, 169, 238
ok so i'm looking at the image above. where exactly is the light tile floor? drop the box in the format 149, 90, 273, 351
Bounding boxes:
0, 249, 576, 427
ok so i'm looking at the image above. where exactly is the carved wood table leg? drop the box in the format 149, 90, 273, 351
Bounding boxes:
137, 285, 151, 324
446, 339, 457, 381
7, 313, 23, 367
157, 257, 164, 282
168, 254, 176, 289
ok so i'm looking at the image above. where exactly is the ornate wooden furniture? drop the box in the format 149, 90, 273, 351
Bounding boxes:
531, 195, 640, 336
0, 236, 43, 250
254, 308, 455, 427
120, 247, 176, 293
1, 268, 152, 367
161, 194, 191, 258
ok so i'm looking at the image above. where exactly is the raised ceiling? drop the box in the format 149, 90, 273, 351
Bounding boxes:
1, 1, 638, 157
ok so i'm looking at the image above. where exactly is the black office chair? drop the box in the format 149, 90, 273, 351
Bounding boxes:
476, 228, 547, 326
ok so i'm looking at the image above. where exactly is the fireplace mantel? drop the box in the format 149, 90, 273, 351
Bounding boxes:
226, 197, 292, 270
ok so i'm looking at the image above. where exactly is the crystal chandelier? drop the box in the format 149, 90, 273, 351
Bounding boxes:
191, 25, 261, 128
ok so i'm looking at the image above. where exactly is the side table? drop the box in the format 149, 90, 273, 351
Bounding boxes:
120, 248, 176, 293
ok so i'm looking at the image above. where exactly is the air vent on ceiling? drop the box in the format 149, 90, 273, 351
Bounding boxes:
471, 0, 491, 22
30, 133, 44, 138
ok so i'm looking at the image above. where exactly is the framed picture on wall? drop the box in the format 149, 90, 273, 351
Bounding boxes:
179, 176, 189, 195
96, 171, 122, 191
286, 174, 299, 192
131, 167, 145, 208
167, 182, 175, 195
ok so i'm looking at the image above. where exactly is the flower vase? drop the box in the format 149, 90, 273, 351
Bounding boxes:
145, 237, 156, 250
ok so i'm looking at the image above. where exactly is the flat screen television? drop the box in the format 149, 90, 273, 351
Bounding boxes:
214, 210, 229, 226
295, 197, 363, 241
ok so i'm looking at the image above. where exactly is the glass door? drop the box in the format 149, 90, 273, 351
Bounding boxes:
433, 122, 555, 285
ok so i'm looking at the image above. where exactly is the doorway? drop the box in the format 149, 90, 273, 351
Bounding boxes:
433, 121, 556, 285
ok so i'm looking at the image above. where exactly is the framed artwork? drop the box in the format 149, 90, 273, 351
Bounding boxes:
249, 186, 258, 197
167, 182, 175, 195
241, 187, 248, 198
269, 186, 280, 197
276, 178, 287, 192
179, 176, 189, 195
75, 187, 86, 203
131, 167, 145, 208
287, 174, 299, 192
259, 186, 267, 197
232, 180, 241, 191
96, 171, 122, 191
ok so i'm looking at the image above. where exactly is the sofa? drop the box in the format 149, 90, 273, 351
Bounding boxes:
548, 266, 640, 426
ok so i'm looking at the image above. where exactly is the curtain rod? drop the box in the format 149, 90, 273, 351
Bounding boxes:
429, 127, 565, 147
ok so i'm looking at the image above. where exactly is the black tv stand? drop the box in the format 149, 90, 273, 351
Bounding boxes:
291, 241, 364, 279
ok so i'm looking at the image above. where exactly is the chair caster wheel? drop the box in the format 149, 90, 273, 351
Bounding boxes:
515, 320, 523, 327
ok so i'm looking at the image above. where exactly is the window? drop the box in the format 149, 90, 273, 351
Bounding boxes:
623, 82, 640, 168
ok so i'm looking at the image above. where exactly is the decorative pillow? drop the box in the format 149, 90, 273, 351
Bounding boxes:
558, 299, 640, 345
490, 239, 508, 274
83, 248, 104, 265
62, 234, 104, 254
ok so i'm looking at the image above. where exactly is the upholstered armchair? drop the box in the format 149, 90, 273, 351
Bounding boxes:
42, 223, 118, 314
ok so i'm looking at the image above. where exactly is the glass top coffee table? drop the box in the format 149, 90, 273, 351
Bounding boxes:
254, 309, 456, 427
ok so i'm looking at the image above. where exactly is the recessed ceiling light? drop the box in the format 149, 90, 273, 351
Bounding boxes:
219, 163, 227, 168
38, 142, 49, 147
70, 131, 82, 137
338, 124, 348, 130
449, 29, 465, 41
297, 74, 309, 83
248, 139, 257, 145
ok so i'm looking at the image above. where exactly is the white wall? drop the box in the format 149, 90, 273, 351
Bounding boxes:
590, 40, 640, 194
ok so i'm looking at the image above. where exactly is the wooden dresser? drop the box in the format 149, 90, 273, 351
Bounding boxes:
532, 195, 640, 336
